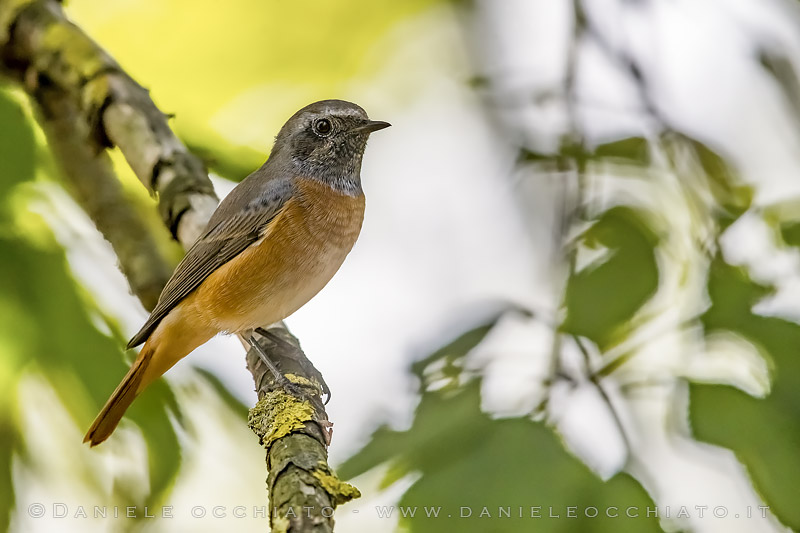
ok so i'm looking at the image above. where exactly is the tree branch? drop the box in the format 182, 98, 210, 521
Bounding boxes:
1, 0, 217, 245
0, 1, 358, 529
245, 326, 358, 533
33, 80, 174, 310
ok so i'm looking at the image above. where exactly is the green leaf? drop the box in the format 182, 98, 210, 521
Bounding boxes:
0, 235, 182, 506
779, 220, 800, 248
686, 138, 753, 218
0, 88, 36, 207
0, 420, 17, 533
410, 320, 496, 383
0, 84, 183, 508
693, 255, 800, 529
562, 206, 659, 349
593, 137, 650, 166
518, 148, 559, 164
340, 380, 660, 532
341, 319, 659, 532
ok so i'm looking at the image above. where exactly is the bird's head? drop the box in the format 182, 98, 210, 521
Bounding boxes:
272, 99, 390, 193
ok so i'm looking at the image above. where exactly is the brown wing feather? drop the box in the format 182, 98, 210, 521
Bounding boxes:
128, 178, 293, 348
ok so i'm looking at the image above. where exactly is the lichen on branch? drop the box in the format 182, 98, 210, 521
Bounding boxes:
249, 389, 315, 447
245, 326, 357, 532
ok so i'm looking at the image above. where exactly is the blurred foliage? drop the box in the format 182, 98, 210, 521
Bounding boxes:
758, 49, 800, 126
0, 1, 798, 532
579, 130, 793, 528
593, 137, 650, 167
0, 88, 35, 205
0, 85, 182, 525
562, 206, 659, 350
683, 138, 753, 219
779, 220, 800, 247
693, 256, 800, 530
581, 132, 795, 528
194, 367, 249, 421
341, 324, 661, 533
346, 127, 794, 532
0, 237, 182, 499
409, 314, 503, 384
0, 87, 35, 533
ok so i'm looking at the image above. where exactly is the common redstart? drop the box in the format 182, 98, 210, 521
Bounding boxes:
84, 100, 390, 446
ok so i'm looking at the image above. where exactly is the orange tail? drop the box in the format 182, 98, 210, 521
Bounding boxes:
84, 307, 217, 447
83, 344, 155, 447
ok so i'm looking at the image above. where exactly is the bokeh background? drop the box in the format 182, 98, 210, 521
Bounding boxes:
2, 0, 800, 532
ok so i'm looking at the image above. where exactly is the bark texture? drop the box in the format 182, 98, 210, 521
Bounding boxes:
246, 326, 359, 532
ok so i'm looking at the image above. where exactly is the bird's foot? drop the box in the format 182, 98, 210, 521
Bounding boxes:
254, 327, 331, 403
247, 332, 326, 405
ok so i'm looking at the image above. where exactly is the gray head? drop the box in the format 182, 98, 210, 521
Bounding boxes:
270, 99, 390, 194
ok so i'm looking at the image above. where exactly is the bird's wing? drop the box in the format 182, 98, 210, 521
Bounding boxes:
127, 180, 294, 348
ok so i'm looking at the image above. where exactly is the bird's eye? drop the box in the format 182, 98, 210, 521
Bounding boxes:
313, 118, 332, 137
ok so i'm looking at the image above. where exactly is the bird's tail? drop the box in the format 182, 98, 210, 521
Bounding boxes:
83, 343, 155, 447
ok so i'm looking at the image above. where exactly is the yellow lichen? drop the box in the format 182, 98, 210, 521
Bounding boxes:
41, 22, 108, 84
271, 515, 290, 533
82, 75, 111, 112
312, 465, 361, 506
284, 373, 314, 387
247, 389, 314, 448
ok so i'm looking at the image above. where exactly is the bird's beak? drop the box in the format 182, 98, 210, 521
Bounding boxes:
352, 120, 391, 134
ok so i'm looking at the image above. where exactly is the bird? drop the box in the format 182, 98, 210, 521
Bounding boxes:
84, 99, 390, 446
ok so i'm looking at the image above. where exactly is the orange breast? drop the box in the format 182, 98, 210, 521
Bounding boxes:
189, 178, 365, 333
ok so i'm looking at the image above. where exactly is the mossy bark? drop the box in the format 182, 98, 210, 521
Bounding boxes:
246, 326, 359, 532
